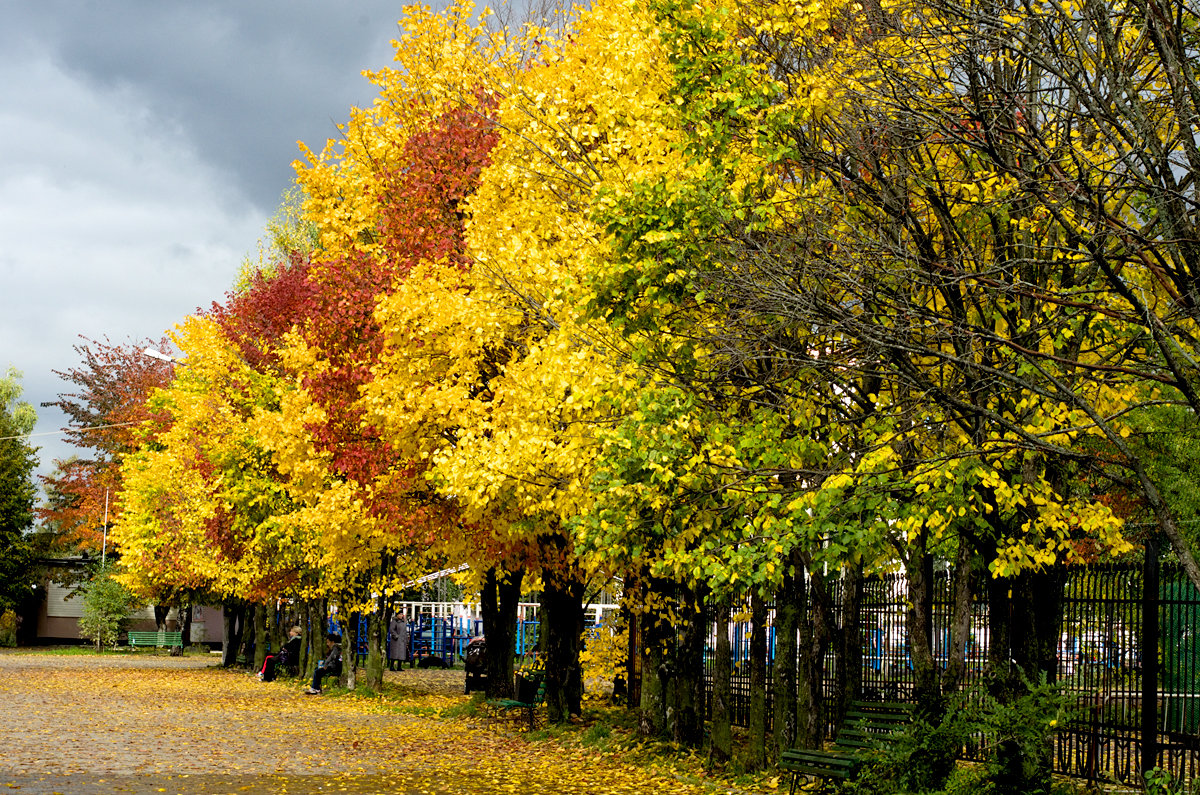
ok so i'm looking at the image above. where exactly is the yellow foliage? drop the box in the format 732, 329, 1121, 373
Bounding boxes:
115, 316, 314, 601
580, 613, 629, 691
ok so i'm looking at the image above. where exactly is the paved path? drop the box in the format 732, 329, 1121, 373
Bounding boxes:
0, 651, 729, 795
0, 651, 466, 794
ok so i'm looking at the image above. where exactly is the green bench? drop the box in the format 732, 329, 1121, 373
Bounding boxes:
127, 631, 183, 648
486, 670, 546, 730
780, 701, 912, 794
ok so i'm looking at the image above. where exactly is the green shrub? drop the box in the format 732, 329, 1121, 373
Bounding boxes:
0, 609, 17, 647
850, 694, 974, 794
1144, 767, 1200, 795
847, 673, 1074, 795
974, 670, 1073, 795
76, 566, 142, 649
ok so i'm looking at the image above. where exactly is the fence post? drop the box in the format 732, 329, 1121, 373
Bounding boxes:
1142, 539, 1159, 778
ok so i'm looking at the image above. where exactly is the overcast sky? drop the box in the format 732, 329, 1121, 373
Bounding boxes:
1, 2, 423, 489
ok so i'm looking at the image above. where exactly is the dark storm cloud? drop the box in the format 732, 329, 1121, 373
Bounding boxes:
2, 2, 457, 482
6, 1, 413, 211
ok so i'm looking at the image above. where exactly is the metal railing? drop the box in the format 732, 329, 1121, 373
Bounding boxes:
699, 560, 1200, 786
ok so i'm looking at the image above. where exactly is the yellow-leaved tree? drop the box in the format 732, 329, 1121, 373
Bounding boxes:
359, 0, 693, 720
116, 313, 309, 610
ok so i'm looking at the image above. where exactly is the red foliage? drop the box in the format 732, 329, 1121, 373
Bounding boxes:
208, 254, 319, 375
374, 104, 499, 271
299, 104, 499, 496
39, 337, 176, 553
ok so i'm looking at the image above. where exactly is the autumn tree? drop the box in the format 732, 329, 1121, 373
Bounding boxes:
287, 10, 515, 688
362, 0, 704, 720
39, 338, 174, 555
0, 367, 38, 617
116, 268, 313, 664
889, 0, 1200, 587
578, 0, 1192, 785
290, 0, 620, 706
281, 102, 494, 605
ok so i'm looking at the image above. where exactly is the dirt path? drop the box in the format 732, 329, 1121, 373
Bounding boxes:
0, 651, 733, 795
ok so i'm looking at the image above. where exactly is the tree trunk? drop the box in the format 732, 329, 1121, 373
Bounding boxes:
365, 602, 385, 691
773, 560, 801, 759
180, 603, 193, 649
837, 563, 863, 717
253, 603, 269, 674
482, 566, 523, 699
710, 593, 733, 766
269, 603, 285, 661
341, 610, 358, 691
943, 542, 975, 694
748, 592, 768, 770
986, 561, 1015, 695
238, 605, 256, 669
672, 581, 706, 747
906, 529, 942, 718
639, 577, 673, 739
540, 550, 586, 722
299, 601, 311, 676
303, 599, 324, 682
903, 532, 958, 790
797, 567, 832, 748
154, 604, 170, 633
988, 569, 1048, 795
639, 621, 668, 738
221, 600, 245, 668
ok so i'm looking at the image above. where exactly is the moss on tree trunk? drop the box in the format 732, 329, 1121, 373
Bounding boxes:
709, 593, 733, 766
748, 592, 768, 769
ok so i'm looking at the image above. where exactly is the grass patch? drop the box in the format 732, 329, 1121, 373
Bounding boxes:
5, 645, 183, 656
580, 721, 612, 748
10, 645, 115, 655
440, 693, 486, 720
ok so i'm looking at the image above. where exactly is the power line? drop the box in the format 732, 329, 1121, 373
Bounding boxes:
0, 420, 146, 442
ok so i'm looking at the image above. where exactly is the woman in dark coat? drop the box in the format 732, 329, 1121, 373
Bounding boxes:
259, 626, 302, 682
388, 611, 410, 671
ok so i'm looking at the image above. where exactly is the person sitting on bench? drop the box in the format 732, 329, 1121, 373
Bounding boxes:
304, 633, 342, 695
258, 626, 302, 682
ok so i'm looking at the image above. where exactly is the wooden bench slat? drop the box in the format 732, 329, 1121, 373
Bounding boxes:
781, 749, 856, 760
782, 754, 857, 768
784, 766, 855, 779
845, 710, 909, 721
128, 631, 183, 648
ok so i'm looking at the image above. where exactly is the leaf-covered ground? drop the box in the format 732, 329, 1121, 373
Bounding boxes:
0, 651, 773, 795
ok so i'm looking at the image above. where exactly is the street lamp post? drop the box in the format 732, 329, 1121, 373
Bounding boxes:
142, 348, 183, 365
138, 345, 192, 649
102, 488, 109, 566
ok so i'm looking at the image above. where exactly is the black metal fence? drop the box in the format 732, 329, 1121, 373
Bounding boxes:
703, 559, 1200, 786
